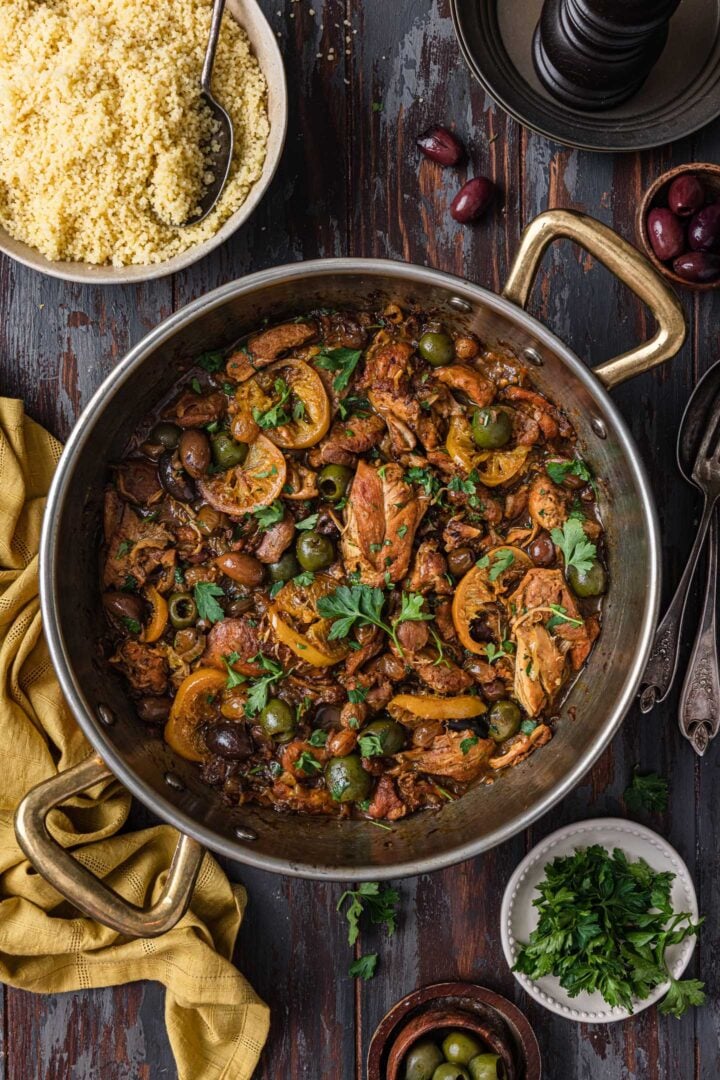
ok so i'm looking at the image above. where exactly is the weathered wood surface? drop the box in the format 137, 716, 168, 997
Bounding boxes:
1, 0, 719, 1076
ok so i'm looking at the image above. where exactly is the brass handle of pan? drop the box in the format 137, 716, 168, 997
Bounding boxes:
502, 209, 686, 388
14, 755, 204, 938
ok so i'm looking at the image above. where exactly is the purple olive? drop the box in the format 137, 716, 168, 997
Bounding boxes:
647, 208, 685, 261
416, 125, 465, 166
667, 174, 705, 217
205, 722, 253, 760
688, 203, 720, 252
672, 251, 720, 284
450, 177, 496, 224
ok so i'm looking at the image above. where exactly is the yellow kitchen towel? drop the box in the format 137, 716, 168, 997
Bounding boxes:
0, 398, 270, 1080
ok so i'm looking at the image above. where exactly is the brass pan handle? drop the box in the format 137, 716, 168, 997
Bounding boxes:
502, 209, 686, 389
14, 755, 204, 938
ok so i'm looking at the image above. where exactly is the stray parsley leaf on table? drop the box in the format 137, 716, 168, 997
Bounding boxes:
348, 953, 378, 981
193, 581, 225, 624
337, 881, 400, 946
550, 517, 596, 575
624, 768, 669, 813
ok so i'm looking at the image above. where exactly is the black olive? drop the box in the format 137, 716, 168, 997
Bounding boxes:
204, 723, 253, 761
158, 450, 196, 502
447, 717, 490, 739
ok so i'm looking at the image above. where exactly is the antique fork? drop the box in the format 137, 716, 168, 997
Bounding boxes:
678, 513, 720, 753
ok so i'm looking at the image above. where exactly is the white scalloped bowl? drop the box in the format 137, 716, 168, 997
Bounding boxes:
501, 817, 699, 1023
0, 0, 287, 284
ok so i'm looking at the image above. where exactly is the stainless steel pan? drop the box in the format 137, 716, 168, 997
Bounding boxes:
15, 210, 686, 936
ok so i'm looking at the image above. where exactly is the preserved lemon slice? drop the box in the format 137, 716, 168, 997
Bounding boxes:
446, 414, 529, 486
143, 585, 168, 643
236, 359, 331, 450
268, 573, 348, 667
198, 433, 286, 515
452, 545, 532, 655
164, 667, 227, 762
389, 694, 486, 720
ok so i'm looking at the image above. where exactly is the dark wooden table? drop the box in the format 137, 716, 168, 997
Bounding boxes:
1, 1, 719, 1077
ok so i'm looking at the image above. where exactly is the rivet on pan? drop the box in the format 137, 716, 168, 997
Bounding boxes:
97, 704, 116, 727
591, 417, 608, 439
523, 347, 544, 367
234, 826, 258, 842
164, 771, 185, 792
448, 296, 472, 313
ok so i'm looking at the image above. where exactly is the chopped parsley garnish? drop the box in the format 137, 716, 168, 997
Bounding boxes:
115, 539, 134, 559
546, 604, 585, 632
121, 574, 138, 593
477, 548, 515, 582
485, 641, 515, 663
314, 346, 362, 392
460, 736, 479, 755
241, 654, 286, 717
252, 378, 292, 429
293, 571, 316, 587
317, 585, 432, 655
222, 652, 245, 689
348, 685, 368, 704
551, 518, 597, 575
193, 581, 225, 624
404, 465, 442, 501
296, 750, 322, 775
397, 524, 409, 539
190, 377, 202, 395
122, 616, 141, 635
520, 718, 537, 735
358, 731, 386, 758
624, 768, 669, 813
308, 729, 328, 747
296, 512, 320, 531
196, 350, 224, 373
546, 457, 593, 487
253, 500, 286, 529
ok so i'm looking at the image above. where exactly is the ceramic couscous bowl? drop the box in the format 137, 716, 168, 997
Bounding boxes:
0, 0, 287, 285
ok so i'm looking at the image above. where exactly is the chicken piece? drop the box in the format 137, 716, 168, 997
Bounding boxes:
203, 618, 264, 676
318, 311, 369, 351
509, 568, 582, 633
103, 501, 174, 589
112, 640, 168, 695
268, 780, 339, 815
254, 513, 295, 564
407, 539, 452, 595
395, 771, 444, 812
361, 341, 428, 452
284, 462, 319, 501
342, 460, 428, 587
345, 625, 384, 676
366, 775, 407, 821
513, 623, 566, 717
442, 516, 483, 552
434, 364, 495, 407
528, 475, 568, 531
434, 600, 457, 643
394, 729, 493, 783
504, 489, 528, 522
116, 458, 163, 506
511, 408, 542, 446
500, 386, 573, 440
280, 737, 329, 780
401, 648, 474, 694
226, 321, 317, 383
164, 390, 226, 429
283, 672, 346, 704
308, 413, 386, 468
489, 723, 552, 769
365, 682, 394, 711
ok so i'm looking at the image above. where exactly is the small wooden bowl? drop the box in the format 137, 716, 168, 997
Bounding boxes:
636, 163, 720, 292
386, 1006, 515, 1080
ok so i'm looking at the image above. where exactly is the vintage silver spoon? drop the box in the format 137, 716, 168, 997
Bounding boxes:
639, 360, 720, 714
181, 0, 234, 227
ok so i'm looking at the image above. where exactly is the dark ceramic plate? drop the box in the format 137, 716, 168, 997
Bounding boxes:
450, 0, 720, 152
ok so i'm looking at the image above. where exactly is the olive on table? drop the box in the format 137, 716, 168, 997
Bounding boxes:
488, 700, 522, 742
318, 463, 353, 502
432, 1066, 471, 1080
416, 125, 465, 167
471, 406, 511, 449
136, 696, 172, 723
688, 203, 720, 252
296, 530, 335, 572
646, 208, 685, 262
527, 532, 555, 567
103, 591, 145, 625
211, 432, 248, 469
442, 1031, 484, 1066
567, 560, 606, 597
447, 546, 475, 577
215, 552, 265, 587
259, 697, 296, 741
325, 754, 371, 802
673, 251, 720, 284
158, 450, 196, 502
179, 429, 211, 478
204, 722, 253, 760
268, 551, 301, 582
404, 1038, 444, 1080
168, 591, 198, 630
468, 1054, 504, 1080
450, 177, 495, 224
149, 421, 181, 449
362, 718, 406, 755
418, 331, 455, 367
667, 174, 705, 217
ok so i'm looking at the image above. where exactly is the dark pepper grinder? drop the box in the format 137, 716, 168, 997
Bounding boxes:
533, 0, 681, 111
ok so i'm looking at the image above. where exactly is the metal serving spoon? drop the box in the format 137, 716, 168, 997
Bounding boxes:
639, 359, 720, 714
180, 0, 234, 227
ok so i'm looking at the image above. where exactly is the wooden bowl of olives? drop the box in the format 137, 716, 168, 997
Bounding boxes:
637, 163, 720, 291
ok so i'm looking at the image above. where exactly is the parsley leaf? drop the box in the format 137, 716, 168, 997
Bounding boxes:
317, 585, 431, 655
358, 732, 386, 758
485, 641, 515, 663
337, 882, 400, 945
460, 736, 479, 755
546, 604, 585, 632
349, 953, 378, 980
122, 616, 141, 635
488, 548, 515, 581
116, 539, 134, 559
253, 500, 286, 529
295, 513, 319, 531
243, 653, 286, 716
405, 465, 442, 501
348, 686, 368, 704
293, 571, 316, 588
193, 581, 225, 624
551, 518, 597, 575
252, 378, 292, 430
624, 769, 669, 813
546, 457, 593, 487
395, 591, 434, 628
314, 347, 362, 392
196, 350, 224, 373
658, 977, 707, 1019
308, 729, 328, 747
222, 652, 246, 688
296, 750, 322, 774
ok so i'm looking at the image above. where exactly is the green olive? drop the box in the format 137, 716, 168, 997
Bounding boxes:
418, 331, 455, 367
471, 407, 512, 449
432, 1066, 471, 1080
468, 1055, 504, 1080
168, 592, 198, 630
318, 463, 353, 502
268, 551, 301, 583
211, 432, 248, 469
404, 1039, 444, 1080
325, 754, 371, 803
362, 718, 406, 755
149, 421, 181, 449
296, 530, 335, 572
488, 700, 522, 742
259, 697, 296, 741
442, 1032, 484, 1067
567, 559, 606, 598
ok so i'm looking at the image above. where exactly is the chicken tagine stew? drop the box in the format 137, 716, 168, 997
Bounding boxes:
101, 305, 606, 822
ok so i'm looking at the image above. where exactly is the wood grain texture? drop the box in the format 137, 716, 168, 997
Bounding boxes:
0, 0, 719, 1076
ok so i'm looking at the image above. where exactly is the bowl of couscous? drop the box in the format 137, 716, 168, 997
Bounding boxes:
0, 0, 286, 283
